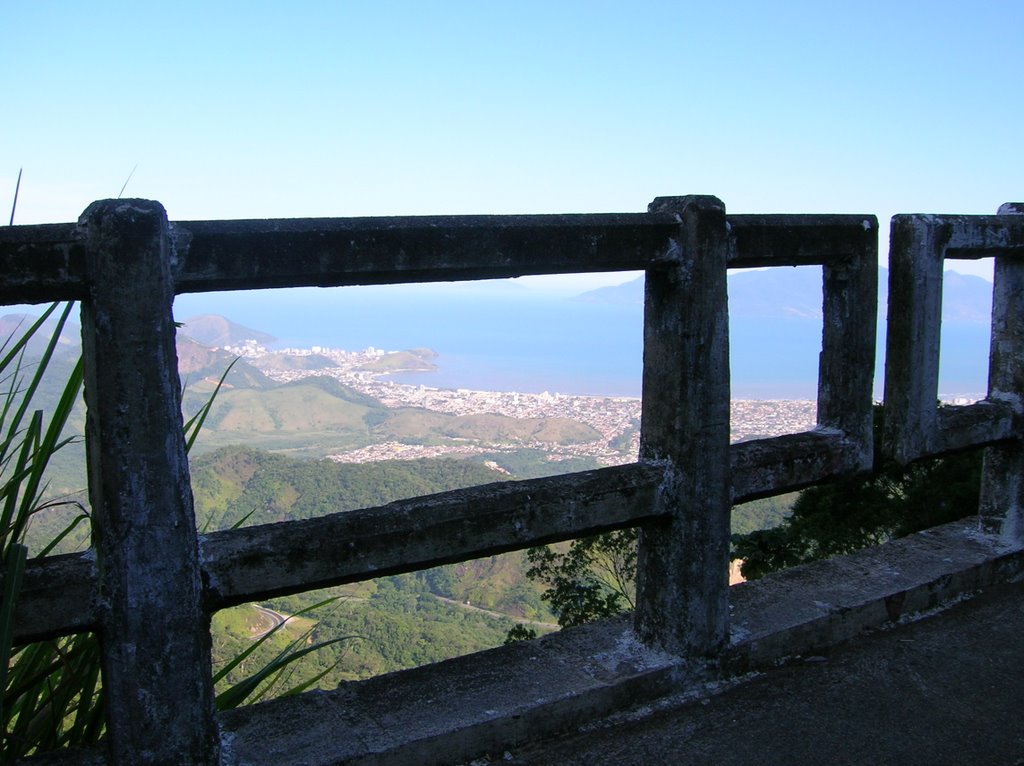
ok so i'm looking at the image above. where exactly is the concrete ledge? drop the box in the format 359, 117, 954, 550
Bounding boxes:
215, 518, 1024, 766
726, 517, 1024, 668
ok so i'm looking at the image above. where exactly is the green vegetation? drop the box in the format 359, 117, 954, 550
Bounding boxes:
477, 449, 601, 479
732, 408, 982, 579
524, 529, 638, 631
509, 494, 794, 637
1, 304, 92, 760
210, 598, 352, 709
257, 576, 529, 684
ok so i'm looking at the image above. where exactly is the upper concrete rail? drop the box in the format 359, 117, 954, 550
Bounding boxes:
0, 209, 883, 303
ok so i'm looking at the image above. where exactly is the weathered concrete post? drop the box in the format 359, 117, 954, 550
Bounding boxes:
635, 195, 731, 656
818, 226, 877, 471
979, 202, 1024, 542
79, 200, 220, 764
883, 214, 947, 463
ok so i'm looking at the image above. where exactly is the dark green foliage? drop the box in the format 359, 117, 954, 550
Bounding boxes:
1, 305, 97, 760
504, 624, 537, 643
731, 493, 794, 537
732, 406, 984, 580
513, 495, 798, 637
334, 593, 515, 675
422, 565, 459, 597
525, 529, 638, 628
362, 408, 391, 429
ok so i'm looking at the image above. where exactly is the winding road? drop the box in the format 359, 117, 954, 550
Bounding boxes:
250, 605, 288, 639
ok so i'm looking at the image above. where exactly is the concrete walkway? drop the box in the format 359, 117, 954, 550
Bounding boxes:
503, 580, 1024, 766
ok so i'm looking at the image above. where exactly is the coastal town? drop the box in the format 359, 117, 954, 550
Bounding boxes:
225, 341, 819, 466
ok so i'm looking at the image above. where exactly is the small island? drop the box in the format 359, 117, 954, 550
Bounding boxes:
355, 347, 439, 374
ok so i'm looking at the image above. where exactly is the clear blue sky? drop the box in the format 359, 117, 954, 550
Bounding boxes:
4, 1, 1021, 286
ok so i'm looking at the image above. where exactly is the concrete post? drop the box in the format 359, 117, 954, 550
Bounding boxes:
882, 214, 947, 462
979, 203, 1024, 542
79, 200, 219, 764
635, 195, 731, 657
818, 232, 877, 471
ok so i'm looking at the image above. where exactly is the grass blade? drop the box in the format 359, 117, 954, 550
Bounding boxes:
0, 543, 27, 727
184, 357, 237, 454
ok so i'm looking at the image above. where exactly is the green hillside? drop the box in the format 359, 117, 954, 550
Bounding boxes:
246, 352, 338, 373
177, 337, 273, 392
191, 446, 505, 530
189, 383, 602, 458
374, 408, 601, 446
200, 385, 371, 433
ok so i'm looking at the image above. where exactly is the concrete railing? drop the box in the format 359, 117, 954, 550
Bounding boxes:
2, 196, 1022, 764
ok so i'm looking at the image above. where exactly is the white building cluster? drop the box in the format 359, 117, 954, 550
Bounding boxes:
244, 344, 820, 467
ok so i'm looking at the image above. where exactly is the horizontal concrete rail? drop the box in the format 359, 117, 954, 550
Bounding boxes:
170, 213, 684, 292
937, 401, 1018, 454
12, 551, 96, 644
0, 222, 84, 303
726, 214, 878, 267
0, 212, 678, 303
200, 462, 666, 610
729, 430, 856, 503
0, 210, 882, 304
11, 464, 665, 641
731, 400, 1019, 503
925, 214, 1024, 259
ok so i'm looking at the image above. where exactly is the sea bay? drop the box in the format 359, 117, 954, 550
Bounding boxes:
171, 279, 990, 401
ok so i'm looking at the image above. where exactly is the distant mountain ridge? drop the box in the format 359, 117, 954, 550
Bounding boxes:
577, 268, 994, 322
178, 314, 277, 348
0, 312, 81, 357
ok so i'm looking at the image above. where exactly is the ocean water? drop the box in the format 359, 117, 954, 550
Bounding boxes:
175, 284, 645, 396
172, 283, 990, 400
